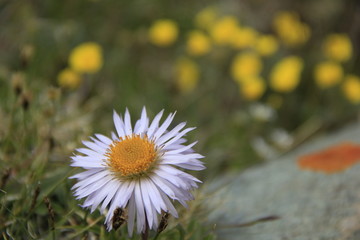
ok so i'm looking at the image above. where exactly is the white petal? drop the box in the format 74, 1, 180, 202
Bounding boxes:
82, 140, 106, 154
111, 131, 118, 141
164, 141, 197, 155
152, 112, 176, 140
156, 122, 186, 146
76, 148, 103, 158
69, 168, 102, 180
124, 108, 133, 136
163, 127, 195, 148
72, 170, 109, 191
127, 193, 136, 236
154, 169, 187, 189
75, 175, 112, 200
90, 137, 109, 151
100, 180, 121, 212
135, 183, 145, 233
142, 178, 165, 213
140, 179, 155, 229
176, 162, 206, 171
113, 111, 125, 138
147, 110, 164, 138
158, 190, 178, 218
134, 107, 149, 134
149, 174, 176, 199
95, 133, 113, 146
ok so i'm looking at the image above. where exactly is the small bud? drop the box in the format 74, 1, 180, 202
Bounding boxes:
30, 185, 40, 212
157, 212, 170, 234
11, 72, 25, 96
44, 197, 55, 230
0, 168, 11, 189
20, 44, 35, 68
112, 207, 127, 230
20, 91, 32, 111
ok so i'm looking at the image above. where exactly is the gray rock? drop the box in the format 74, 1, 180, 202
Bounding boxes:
206, 123, 360, 240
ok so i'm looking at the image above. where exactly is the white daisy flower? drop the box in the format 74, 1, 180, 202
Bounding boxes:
70, 107, 205, 235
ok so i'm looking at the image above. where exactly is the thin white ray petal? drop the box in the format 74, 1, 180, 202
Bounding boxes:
134, 183, 145, 233
149, 174, 176, 199
127, 193, 136, 236
100, 180, 121, 212
95, 133, 113, 146
158, 190, 178, 218
76, 175, 112, 200
134, 107, 148, 134
113, 111, 125, 138
176, 162, 206, 171
154, 169, 186, 189
164, 141, 197, 155
124, 108, 133, 135
72, 170, 108, 191
152, 112, 176, 140
76, 148, 104, 158
147, 110, 164, 138
90, 137, 109, 151
140, 179, 154, 229
69, 168, 102, 179
143, 178, 164, 213
82, 140, 105, 154
163, 127, 195, 148
156, 122, 186, 146
111, 131, 118, 141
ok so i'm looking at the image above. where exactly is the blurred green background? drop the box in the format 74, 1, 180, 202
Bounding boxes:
1, 0, 360, 239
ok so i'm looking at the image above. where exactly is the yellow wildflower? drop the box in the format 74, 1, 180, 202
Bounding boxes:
231, 27, 258, 49
342, 75, 360, 104
186, 30, 211, 56
210, 16, 239, 45
270, 56, 303, 92
231, 52, 262, 83
314, 61, 343, 88
69, 42, 103, 74
322, 34, 352, 62
175, 58, 199, 93
149, 19, 179, 47
273, 11, 311, 47
57, 68, 82, 90
239, 76, 266, 101
195, 6, 218, 30
255, 35, 279, 56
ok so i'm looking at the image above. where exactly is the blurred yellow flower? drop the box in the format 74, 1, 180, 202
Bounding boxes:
342, 75, 360, 104
314, 61, 343, 88
195, 6, 218, 30
231, 27, 258, 49
255, 35, 279, 56
210, 16, 239, 45
323, 34, 352, 62
231, 52, 262, 83
239, 76, 266, 101
149, 19, 179, 47
57, 68, 82, 90
270, 56, 303, 92
69, 42, 103, 74
273, 11, 311, 47
186, 30, 211, 56
175, 58, 199, 93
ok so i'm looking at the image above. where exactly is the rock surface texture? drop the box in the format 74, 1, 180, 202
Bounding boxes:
206, 123, 360, 240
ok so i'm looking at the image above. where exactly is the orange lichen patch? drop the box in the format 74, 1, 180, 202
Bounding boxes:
298, 142, 360, 173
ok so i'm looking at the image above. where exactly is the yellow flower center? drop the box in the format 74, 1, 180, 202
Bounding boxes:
106, 135, 158, 177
